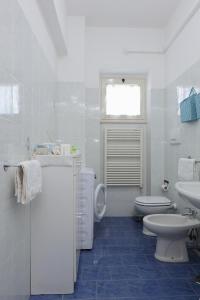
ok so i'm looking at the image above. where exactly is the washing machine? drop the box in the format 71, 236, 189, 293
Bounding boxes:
77, 168, 106, 249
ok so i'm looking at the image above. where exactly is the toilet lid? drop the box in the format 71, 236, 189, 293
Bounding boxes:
135, 196, 171, 207
94, 184, 107, 221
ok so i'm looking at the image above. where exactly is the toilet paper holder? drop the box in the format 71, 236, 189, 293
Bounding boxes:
162, 179, 169, 192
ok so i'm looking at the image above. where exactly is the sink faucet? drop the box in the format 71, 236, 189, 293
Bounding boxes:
182, 207, 198, 218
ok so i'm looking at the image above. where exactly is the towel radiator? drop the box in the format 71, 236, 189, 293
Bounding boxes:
104, 128, 143, 187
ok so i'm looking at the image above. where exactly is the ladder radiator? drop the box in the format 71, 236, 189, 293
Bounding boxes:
104, 128, 143, 187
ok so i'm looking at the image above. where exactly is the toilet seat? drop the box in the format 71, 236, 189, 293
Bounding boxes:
135, 196, 171, 207
94, 184, 107, 222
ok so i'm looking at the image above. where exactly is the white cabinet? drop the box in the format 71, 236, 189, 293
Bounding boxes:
77, 168, 95, 249
31, 155, 81, 295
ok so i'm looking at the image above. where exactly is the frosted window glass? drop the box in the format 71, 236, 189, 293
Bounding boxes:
0, 85, 19, 115
105, 84, 141, 116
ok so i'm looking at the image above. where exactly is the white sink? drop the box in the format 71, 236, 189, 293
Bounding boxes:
175, 181, 200, 208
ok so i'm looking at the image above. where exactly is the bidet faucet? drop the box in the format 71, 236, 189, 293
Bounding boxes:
182, 207, 197, 218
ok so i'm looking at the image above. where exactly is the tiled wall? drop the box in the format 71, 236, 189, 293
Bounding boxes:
150, 89, 165, 196
55, 82, 86, 158
85, 26, 165, 216
164, 60, 200, 211
0, 1, 56, 299
85, 87, 165, 216
85, 88, 101, 183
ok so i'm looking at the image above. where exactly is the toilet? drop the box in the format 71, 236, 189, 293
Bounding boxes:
135, 196, 175, 236
144, 214, 200, 262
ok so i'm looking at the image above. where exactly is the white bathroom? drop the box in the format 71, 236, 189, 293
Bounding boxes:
1, 0, 200, 299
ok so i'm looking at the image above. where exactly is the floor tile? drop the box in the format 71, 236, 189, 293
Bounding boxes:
116, 298, 150, 300
79, 266, 111, 281
30, 217, 200, 300
191, 264, 200, 275
190, 281, 200, 296
115, 238, 140, 247
105, 246, 139, 256
79, 251, 96, 265
95, 255, 122, 266
164, 264, 196, 279
127, 279, 161, 297
94, 239, 119, 247
110, 266, 140, 280
137, 264, 168, 279
148, 296, 198, 300
30, 296, 62, 300
122, 254, 148, 265
64, 281, 97, 299
97, 280, 134, 298
157, 279, 195, 296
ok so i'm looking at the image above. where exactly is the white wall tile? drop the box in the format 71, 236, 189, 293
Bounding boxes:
164, 59, 200, 211
0, 2, 56, 299
54, 82, 86, 159
85, 87, 165, 216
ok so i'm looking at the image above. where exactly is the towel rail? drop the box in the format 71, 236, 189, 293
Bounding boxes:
3, 162, 77, 172
3, 164, 20, 171
104, 128, 143, 187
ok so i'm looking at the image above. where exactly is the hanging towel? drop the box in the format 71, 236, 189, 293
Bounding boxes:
178, 158, 195, 181
15, 160, 42, 204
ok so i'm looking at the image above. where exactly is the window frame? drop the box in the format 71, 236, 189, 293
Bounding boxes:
101, 76, 147, 123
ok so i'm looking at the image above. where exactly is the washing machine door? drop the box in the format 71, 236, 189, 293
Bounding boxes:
94, 184, 107, 222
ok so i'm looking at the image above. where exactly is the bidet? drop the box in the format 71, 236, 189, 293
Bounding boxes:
144, 214, 200, 262
134, 196, 175, 236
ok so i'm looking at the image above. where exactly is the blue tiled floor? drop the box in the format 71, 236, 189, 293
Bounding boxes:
30, 217, 200, 300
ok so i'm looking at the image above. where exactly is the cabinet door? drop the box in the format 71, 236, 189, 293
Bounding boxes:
31, 166, 74, 294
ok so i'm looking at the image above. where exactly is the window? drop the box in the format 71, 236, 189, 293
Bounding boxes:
101, 76, 146, 123
0, 85, 19, 115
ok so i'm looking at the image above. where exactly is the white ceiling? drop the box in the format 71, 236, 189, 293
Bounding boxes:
66, 0, 182, 28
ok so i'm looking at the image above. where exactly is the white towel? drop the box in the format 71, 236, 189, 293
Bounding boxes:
15, 160, 42, 204
178, 158, 195, 181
